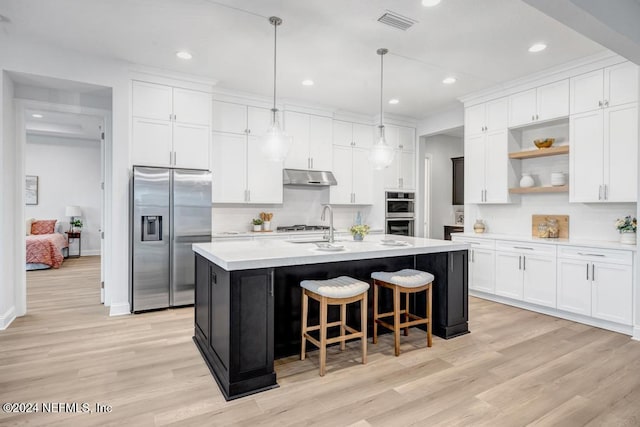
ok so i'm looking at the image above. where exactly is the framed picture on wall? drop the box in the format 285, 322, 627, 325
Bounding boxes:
25, 175, 38, 205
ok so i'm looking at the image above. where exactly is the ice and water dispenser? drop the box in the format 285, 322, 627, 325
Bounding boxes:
141, 216, 162, 241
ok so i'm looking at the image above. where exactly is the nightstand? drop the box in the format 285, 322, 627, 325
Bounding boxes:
65, 231, 82, 258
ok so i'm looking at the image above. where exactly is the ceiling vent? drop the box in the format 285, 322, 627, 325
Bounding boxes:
377, 11, 417, 31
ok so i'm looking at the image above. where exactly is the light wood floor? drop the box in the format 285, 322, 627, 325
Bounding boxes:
2, 256, 640, 426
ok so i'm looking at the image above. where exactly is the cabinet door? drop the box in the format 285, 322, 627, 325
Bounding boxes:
484, 130, 509, 203
329, 145, 353, 204
173, 88, 211, 126
283, 111, 310, 169
132, 81, 173, 121
211, 132, 246, 203
508, 89, 536, 128
398, 151, 415, 190
332, 120, 353, 147
522, 254, 556, 308
247, 136, 283, 204
173, 123, 210, 170
570, 69, 603, 115
465, 134, 485, 204
195, 255, 210, 341
604, 103, 638, 202
465, 104, 485, 136
570, 110, 604, 202
605, 62, 639, 108
247, 106, 272, 137
494, 251, 523, 299
398, 126, 416, 152
591, 262, 632, 325
352, 147, 374, 205
557, 259, 591, 316
470, 248, 495, 293
485, 97, 508, 131
353, 123, 374, 148
132, 117, 172, 167
212, 101, 247, 134
309, 115, 333, 170
537, 79, 569, 122
384, 125, 400, 150
383, 151, 399, 189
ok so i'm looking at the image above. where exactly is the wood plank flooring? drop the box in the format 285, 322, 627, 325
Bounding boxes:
1, 256, 640, 426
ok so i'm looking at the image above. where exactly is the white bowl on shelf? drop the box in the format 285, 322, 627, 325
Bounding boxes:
551, 172, 566, 186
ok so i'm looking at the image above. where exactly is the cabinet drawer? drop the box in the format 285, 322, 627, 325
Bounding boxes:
557, 246, 633, 265
495, 240, 556, 256
452, 236, 495, 250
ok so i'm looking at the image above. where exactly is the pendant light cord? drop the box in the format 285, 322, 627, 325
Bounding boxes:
273, 20, 277, 113
379, 50, 384, 127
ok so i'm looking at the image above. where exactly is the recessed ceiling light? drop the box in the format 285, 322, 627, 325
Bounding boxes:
302, 79, 314, 86
528, 43, 547, 53
442, 77, 457, 84
422, 0, 442, 7
388, 99, 400, 105
31, 113, 43, 118
176, 51, 193, 60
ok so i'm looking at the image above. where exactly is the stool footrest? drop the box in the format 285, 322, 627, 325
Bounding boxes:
304, 330, 364, 347
306, 320, 342, 332
375, 317, 428, 332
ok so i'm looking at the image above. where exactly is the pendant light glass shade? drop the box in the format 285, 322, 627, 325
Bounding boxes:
261, 16, 290, 162
369, 48, 395, 170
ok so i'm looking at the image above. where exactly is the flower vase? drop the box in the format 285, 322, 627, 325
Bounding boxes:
620, 231, 636, 245
353, 233, 364, 241
253, 225, 262, 232
262, 221, 271, 231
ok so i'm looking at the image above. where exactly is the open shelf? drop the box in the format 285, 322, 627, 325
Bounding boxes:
509, 145, 570, 159
509, 185, 569, 194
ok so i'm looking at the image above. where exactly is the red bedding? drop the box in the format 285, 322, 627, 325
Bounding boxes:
26, 233, 68, 268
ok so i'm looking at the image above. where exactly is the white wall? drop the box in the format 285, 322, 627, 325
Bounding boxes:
0, 38, 130, 318
421, 134, 464, 239
25, 134, 102, 255
417, 105, 464, 138
0, 71, 17, 329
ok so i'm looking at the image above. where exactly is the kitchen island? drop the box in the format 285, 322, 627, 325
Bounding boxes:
192, 235, 469, 400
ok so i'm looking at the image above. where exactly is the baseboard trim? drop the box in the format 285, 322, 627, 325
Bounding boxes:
633, 326, 640, 341
0, 306, 16, 330
109, 302, 131, 316
81, 250, 101, 256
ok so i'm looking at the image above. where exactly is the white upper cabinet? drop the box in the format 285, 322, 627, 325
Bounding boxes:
211, 132, 247, 203
508, 79, 569, 127
464, 134, 485, 204
132, 81, 211, 169
330, 145, 373, 205
384, 125, 416, 190
353, 123, 374, 148
570, 62, 639, 114
212, 101, 247, 134
464, 129, 510, 204
333, 120, 374, 148
247, 106, 272, 137
284, 111, 332, 170
570, 110, 604, 202
466, 97, 508, 136
247, 136, 283, 204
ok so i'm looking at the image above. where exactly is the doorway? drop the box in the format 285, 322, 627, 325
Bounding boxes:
423, 156, 431, 238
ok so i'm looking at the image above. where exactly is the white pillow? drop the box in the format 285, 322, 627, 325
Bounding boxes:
54, 220, 63, 234
26, 218, 34, 236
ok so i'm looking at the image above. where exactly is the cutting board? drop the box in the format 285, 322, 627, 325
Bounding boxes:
531, 215, 569, 238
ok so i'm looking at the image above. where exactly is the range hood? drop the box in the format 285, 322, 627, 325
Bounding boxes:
283, 169, 337, 186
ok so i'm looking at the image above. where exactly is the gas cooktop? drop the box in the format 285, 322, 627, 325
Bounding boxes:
276, 224, 330, 232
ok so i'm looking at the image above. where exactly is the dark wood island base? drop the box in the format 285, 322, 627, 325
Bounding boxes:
193, 250, 468, 401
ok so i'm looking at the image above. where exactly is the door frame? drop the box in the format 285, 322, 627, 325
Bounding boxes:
423, 154, 432, 238
15, 99, 112, 316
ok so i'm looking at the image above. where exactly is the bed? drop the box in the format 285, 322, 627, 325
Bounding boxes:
25, 219, 69, 271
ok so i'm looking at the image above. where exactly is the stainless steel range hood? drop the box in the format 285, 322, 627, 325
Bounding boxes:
283, 169, 337, 186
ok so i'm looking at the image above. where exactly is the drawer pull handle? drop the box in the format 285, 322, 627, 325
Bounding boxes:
513, 246, 534, 250
577, 252, 606, 257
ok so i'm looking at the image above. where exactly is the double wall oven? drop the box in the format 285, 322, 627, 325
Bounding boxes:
385, 191, 415, 236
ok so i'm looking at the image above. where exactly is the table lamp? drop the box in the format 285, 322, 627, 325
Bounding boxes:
65, 205, 82, 232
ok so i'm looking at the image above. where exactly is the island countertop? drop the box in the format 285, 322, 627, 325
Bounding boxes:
193, 235, 469, 271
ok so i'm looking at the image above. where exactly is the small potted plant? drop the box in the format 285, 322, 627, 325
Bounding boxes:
252, 218, 264, 232
349, 224, 370, 241
71, 219, 83, 233
615, 216, 637, 245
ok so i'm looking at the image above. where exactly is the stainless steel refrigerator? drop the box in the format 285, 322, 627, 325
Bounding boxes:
130, 166, 212, 312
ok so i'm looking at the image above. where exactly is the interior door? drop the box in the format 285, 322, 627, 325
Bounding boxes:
172, 169, 212, 306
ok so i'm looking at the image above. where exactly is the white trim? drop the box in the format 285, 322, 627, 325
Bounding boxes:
633, 326, 640, 341
80, 250, 102, 256
109, 301, 131, 316
129, 66, 217, 91
0, 306, 16, 330
458, 51, 625, 107
470, 290, 634, 336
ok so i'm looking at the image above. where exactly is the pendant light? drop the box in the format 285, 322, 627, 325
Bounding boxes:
261, 16, 291, 162
369, 48, 395, 170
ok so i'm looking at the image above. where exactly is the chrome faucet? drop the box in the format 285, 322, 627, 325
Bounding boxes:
321, 204, 334, 243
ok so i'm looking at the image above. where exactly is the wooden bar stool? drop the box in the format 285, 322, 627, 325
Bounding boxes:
371, 269, 434, 356
300, 276, 369, 376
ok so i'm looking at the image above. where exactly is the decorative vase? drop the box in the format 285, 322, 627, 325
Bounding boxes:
262, 221, 271, 231
620, 231, 636, 245
473, 219, 486, 234
353, 233, 364, 241
520, 173, 535, 188
550, 172, 566, 186
253, 225, 262, 232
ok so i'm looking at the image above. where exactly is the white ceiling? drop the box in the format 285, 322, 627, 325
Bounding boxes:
26, 110, 103, 141
0, 0, 606, 118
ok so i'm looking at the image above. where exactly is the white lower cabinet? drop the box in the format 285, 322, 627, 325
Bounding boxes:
557, 247, 633, 325
495, 251, 523, 299
522, 253, 557, 308
453, 237, 495, 293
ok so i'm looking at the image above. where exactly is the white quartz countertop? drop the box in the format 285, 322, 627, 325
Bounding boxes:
451, 232, 637, 251
212, 229, 383, 239
194, 235, 469, 271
